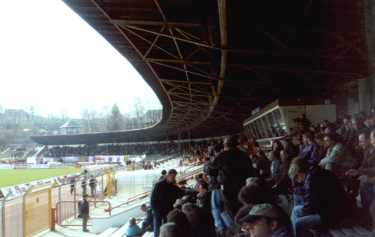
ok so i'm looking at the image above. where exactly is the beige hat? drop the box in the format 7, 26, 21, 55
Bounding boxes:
239, 203, 280, 224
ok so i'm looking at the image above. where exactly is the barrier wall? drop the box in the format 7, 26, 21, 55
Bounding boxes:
0, 168, 112, 237
0, 161, 201, 237
23, 186, 51, 237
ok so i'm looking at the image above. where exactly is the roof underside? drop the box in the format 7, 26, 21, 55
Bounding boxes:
32, 0, 369, 145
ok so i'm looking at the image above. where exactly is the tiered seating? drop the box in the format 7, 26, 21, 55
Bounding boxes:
329, 227, 372, 237
97, 227, 118, 237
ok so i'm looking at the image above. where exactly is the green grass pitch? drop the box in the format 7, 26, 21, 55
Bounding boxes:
0, 167, 80, 188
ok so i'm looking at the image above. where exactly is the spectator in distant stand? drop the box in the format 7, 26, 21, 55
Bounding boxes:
140, 204, 153, 232
78, 194, 90, 232
89, 175, 97, 197
70, 177, 75, 195
151, 169, 183, 237
81, 178, 87, 196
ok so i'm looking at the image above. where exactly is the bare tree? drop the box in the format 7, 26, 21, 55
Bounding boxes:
107, 104, 124, 131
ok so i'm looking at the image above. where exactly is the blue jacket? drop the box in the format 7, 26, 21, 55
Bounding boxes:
125, 224, 142, 237
299, 143, 320, 165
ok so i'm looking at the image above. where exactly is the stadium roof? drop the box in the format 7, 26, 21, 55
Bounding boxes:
32, 0, 369, 145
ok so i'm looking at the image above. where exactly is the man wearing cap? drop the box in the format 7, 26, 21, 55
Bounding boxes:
78, 194, 90, 232
238, 203, 293, 237
151, 169, 184, 237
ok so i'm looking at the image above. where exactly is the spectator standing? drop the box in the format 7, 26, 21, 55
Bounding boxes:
151, 169, 183, 237
70, 177, 75, 195
209, 135, 255, 216
81, 178, 87, 196
89, 175, 97, 197
78, 194, 90, 232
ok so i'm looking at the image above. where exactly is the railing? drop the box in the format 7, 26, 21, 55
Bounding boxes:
108, 192, 150, 213
108, 164, 204, 214
0, 168, 112, 237
56, 200, 112, 227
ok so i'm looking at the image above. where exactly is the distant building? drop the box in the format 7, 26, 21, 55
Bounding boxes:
59, 120, 81, 135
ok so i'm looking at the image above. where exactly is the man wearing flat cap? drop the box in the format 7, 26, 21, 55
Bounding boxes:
238, 203, 293, 237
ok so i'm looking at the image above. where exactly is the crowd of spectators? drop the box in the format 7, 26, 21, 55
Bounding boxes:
44, 143, 180, 157
140, 111, 375, 237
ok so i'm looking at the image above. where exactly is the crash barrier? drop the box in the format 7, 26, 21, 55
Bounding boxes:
329, 227, 372, 237
0, 168, 114, 237
23, 185, 52, 237
90, 165, 204, 234
55, 200, 112, 228
109, 165, 203, 213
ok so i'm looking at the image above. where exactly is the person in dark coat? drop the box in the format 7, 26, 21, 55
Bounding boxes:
289, 157, 355, 237
81, 178, 87, 196
209, 135, 255, 217
70, 176, 75, 195
78, 194, 90, 232
150, 169, 183, 237
89, 175, 97, 197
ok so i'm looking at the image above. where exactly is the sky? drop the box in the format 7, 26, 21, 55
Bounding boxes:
0, 0, 161, 118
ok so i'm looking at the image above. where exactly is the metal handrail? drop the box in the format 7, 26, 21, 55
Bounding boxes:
56, 200, 112, 227
108, 165, 204, 213
107, 191, 150, 212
